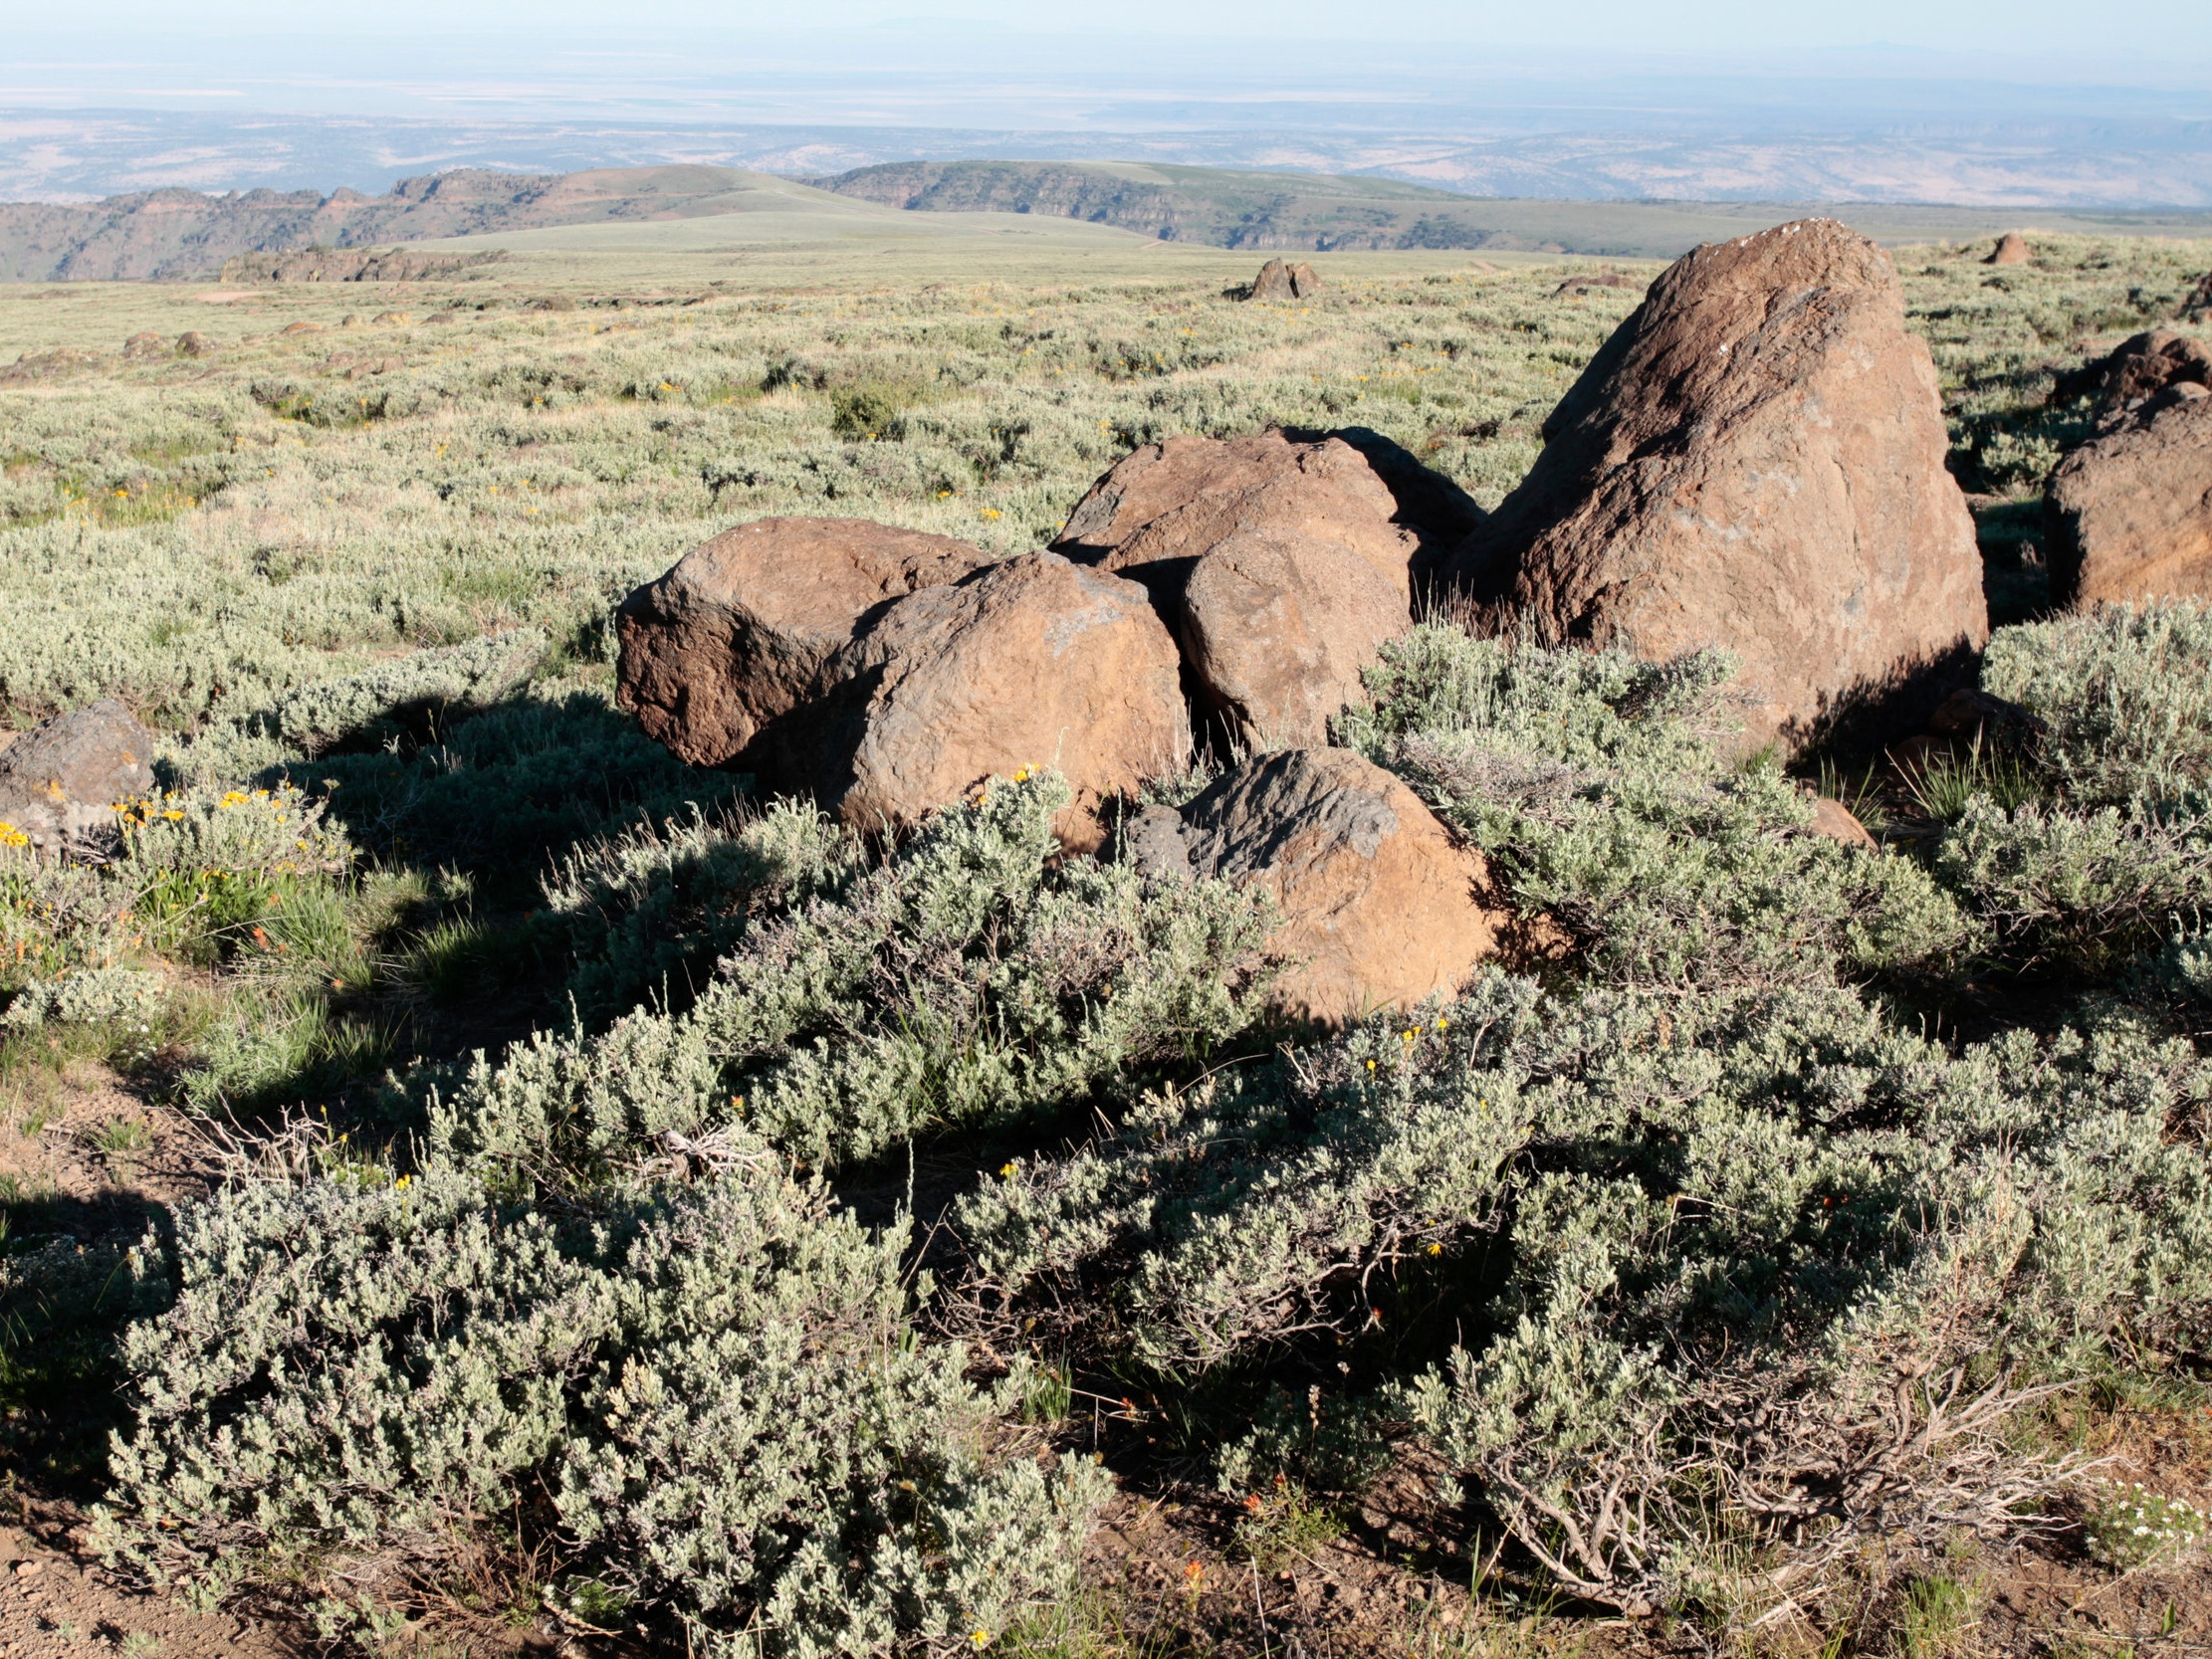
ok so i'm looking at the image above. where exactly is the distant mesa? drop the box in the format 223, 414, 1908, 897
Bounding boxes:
1248, 258, 1322, 301
1986, 232, 2033, 265
219, 247, 505, 285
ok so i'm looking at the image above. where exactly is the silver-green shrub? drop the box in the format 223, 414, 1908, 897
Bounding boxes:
1340, 628, 1975, 986
959, 969, 2212, 1612
543, 798, 859, 1024
1935, 795, 2212, 972
95, 1145, 1108, 1655
437, 770, 1274, 1177
1982, 601, 2212, 807
170, 628, 549, 782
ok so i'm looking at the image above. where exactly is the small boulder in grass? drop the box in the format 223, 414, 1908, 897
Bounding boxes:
2045, 388, 2212, 608
1986, 232, 2033, 266
1130, 746, 1513, 1025
1248, 258, 1323, 301
1803, 797, 1877, 850
0, 700, 156, 861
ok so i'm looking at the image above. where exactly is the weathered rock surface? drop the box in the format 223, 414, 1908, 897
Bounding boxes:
1250, 258, 1323, 301
784, 552, 1190, 841
1803, 796, 1876, 849
2186, 272, 2212, 321
2051, 329, 2212, 427
1056, 429, 1425, 603
2045, 389, 2212, 608
1450, 217, 1988, 753
1178, 529, 1411, 748
616, 517, 992, 768
0, 700, 155, 860
1131, 747, 1507, 1024
1986, 232, 2033, 266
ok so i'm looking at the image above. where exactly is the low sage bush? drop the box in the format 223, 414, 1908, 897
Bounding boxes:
1981, 601, 2212, 807
543, 798, 859, 1024
93, 1141, 1108, 1656
436, 769, 1273, 1177
1340, 628, 1975, 987
959, 969, 2212, 1613
1935, 795, 2212, 973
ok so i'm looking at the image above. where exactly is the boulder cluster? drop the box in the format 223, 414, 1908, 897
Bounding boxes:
616, 216, 2024, 1020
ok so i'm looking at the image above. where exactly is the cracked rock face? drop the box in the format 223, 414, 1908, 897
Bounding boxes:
1132, 747, 1509, 1025
0, 700, 155, 861
1448, 217, 1987, 754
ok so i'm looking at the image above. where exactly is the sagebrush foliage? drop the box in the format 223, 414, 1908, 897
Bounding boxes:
961, 969, 2212, 1609
1340, 628, 1976, 986
439, 770, 1272, 1177
95, 1149, 1108, 1657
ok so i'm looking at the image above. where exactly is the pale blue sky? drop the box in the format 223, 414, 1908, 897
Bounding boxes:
6, 0, 2209, 59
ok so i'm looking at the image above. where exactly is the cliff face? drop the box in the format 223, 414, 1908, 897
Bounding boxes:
0, 166, 756, 282
807, 160, 1510, 253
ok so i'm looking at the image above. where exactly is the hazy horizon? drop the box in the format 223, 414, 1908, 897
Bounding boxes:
3, 9, 2206, 209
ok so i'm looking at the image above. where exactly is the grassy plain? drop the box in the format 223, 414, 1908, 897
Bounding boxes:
2, 222, 2212, 1659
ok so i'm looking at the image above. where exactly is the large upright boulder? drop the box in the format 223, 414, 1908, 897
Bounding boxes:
2045, 390, 2212, 608
1249, 259, 1323, 301
1452, 218, 1988, 752
0, 700, 155, 860
616, 517, 991, 767
778, 553, 1190, 841
1130, 747, 1508, 1025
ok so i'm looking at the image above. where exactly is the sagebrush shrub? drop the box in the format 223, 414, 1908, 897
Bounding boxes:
1982, 601, 2212, 806
95, 1147, 1108, 1656
544, 798, 858, 1024
437, 770, 1273, 1177
960, 968, 2212, 1610
1341, 627, 1975, 987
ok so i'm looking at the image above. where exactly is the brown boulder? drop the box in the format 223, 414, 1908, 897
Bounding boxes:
1249, 259, 1323, 302
616, 517, 992, 768
2045, 389, 2212, 608
1130, 747, 1506, 1025
788, 552, 1190, 840
1986, 233, 2033, 266
1450, 217, 1988, 753
1803, 797, 1876, 849
1178, 528, 1411, 749
0, 700, 156, 861
2051, 329, 2212, 427
121, 332, 166, 359
2185, 272, 2212, 321
1056, 429, 1429, 604
175, 331, 213, 356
